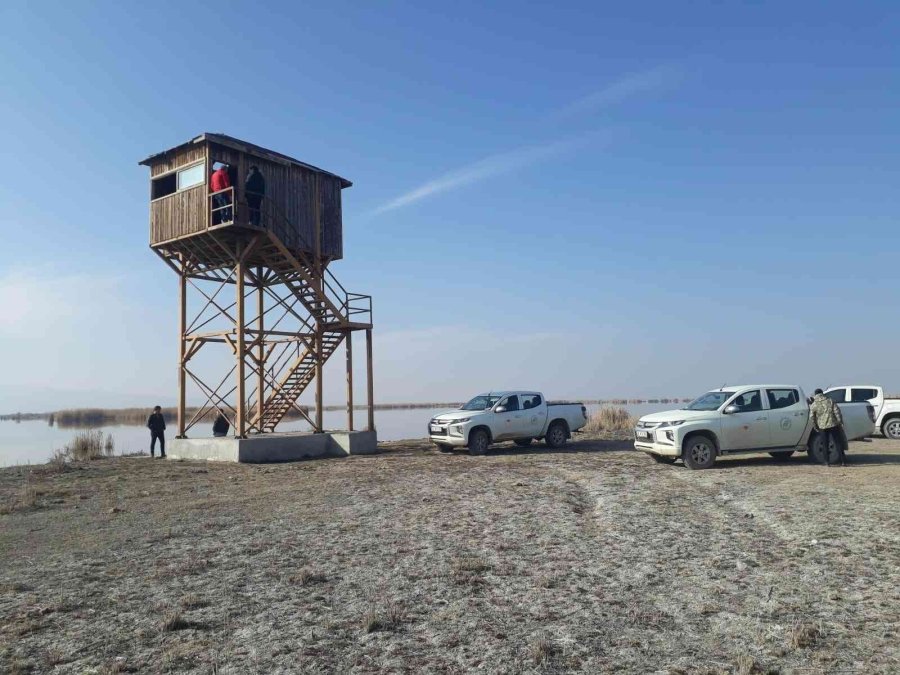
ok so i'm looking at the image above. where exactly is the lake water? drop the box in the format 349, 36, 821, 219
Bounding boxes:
0, 403, 674, 467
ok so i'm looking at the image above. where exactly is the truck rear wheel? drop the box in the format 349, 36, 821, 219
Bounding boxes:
545, 423, 567, 449
468, 429, 490, 456
882, 417, 900, 440
682, 434, 717, 470
808, 432, 841, 464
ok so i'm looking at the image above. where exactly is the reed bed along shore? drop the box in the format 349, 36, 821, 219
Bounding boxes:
2, 397, 692, 428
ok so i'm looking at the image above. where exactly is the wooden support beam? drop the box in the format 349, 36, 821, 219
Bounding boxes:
346, 332, 354, 431
366, 328, 375, 432
235, 246, 246, 438
177, 257, 187, 438
315, 327, 324, 433
257, 267, 265, 430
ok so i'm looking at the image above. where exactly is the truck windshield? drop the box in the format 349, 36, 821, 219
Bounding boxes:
461, 395, 502, 411
684, 391, 732, 411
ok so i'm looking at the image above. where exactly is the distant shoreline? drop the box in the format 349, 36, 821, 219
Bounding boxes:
0, 398, 691, 427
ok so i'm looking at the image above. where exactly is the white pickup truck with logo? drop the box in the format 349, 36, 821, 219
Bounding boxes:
429, 391, 588, 455
824, 385, 900, 440
634, 384, 875, 469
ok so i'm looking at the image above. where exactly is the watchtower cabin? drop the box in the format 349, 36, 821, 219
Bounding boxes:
140, 133, 374, 440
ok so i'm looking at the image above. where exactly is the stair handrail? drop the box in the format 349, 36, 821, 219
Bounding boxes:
255, 196, 372, 325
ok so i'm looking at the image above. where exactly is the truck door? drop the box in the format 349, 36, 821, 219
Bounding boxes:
519, 393, 547, 437
493, 395, 522, 440
720, 389, 771, 450
765, 388, 807, 447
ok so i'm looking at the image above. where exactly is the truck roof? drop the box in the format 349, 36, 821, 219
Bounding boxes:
712, 384, 801, 393
476, 390, 541, 397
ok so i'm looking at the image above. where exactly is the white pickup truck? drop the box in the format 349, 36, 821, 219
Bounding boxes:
634, 384, 876, 469
429, 391, 588, 455
825, 385, 900, 440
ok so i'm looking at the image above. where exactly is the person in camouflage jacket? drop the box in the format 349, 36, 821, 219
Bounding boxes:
809, 389, 845, 465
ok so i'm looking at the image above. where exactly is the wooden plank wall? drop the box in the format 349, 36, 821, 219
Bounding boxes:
150, 184, 206, 243
207, 142, 344, 261
150, 144, 206, 177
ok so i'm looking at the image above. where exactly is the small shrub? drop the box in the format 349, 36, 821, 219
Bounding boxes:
179, 593, 206, 609
450, 555, 491, 584
362, 602, 404, 633
47, 449, 70, 473
584, 406, 635, 433
736, 653, 757, 675
288, 567, 327, 586
789, 620, 823, 649
104, 433, 115, 456
160, 609, 191, 632
529, 633, 556, 665
65, 430, 107, 461
1, 481, 39, 514
42, 647, 66, 668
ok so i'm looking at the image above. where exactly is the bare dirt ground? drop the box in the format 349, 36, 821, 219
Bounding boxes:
1, 433, 898, 674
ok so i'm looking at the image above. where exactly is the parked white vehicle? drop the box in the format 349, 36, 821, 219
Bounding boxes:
429, 391, 588, 455
634, 384, 876, 469
824, 385, 900, 440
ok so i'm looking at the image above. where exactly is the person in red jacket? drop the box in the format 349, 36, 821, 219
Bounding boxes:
210, 163, 232, 223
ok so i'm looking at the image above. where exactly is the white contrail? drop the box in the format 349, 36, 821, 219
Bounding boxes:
368, 65, 677, 216
552, 64, 680, 120
370, 131, 610, 216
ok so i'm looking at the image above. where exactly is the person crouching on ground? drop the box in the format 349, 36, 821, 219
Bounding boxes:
147, 406, 167, 458
212, 408, 230, 437
809, 388, 845, 466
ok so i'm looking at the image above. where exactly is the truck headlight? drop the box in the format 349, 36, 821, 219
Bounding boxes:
663, 420, 685, 427
450, 418, 470, 424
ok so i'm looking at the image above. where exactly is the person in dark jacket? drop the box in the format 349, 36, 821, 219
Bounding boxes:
245, 165, 266, 226
212, 408, 230, 437
147, 406, 166, 458
809, 388, 846, 466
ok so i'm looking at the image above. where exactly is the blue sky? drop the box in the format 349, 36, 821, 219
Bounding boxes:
1, 1, 898, 410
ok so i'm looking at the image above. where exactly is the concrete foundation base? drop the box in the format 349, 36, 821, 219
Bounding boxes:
168, 430, 378, 463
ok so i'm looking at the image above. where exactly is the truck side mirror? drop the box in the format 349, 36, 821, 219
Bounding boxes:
495, 406, 507, 413
723, 405, 739, 415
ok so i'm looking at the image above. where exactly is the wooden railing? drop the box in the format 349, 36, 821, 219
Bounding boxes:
150, 184, 207, 244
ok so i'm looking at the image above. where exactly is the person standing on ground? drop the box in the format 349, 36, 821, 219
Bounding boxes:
809, 388, 845, 466
212, 408, 230, 437
245, 165, 266, 227
147, 406, 167, 458
210, 163, 232, 223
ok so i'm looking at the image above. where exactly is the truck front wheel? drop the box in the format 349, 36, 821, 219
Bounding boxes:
468, 429, 490, 456
682, 434, 717, 470
545, 423, 567, 449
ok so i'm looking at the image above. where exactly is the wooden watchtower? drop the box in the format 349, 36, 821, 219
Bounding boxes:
140, 133, 374, 438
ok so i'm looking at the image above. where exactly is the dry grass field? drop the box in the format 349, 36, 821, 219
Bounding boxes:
1, 433, 898, 674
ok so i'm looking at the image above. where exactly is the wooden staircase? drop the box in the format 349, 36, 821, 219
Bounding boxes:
253, 331, 346, 431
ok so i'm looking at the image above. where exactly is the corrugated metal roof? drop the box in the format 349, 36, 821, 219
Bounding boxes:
138, 133, 352, 188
